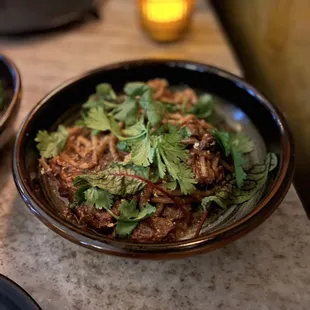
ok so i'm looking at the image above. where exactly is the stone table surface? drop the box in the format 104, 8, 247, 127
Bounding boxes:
0, 1, 309, 309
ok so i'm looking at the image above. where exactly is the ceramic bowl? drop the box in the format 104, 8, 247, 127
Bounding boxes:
0, 55, 22, 148
12, 59, 294, 258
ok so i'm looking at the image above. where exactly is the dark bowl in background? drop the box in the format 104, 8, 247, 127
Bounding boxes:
0, 0, 98, 34
12, 59, 294, 259
0, 55, 22, 148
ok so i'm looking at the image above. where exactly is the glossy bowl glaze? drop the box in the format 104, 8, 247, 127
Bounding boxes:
13, 59, 294, 259
0, 55, 22, 148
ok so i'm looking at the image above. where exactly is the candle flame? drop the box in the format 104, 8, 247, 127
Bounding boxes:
144, 0, 188, 23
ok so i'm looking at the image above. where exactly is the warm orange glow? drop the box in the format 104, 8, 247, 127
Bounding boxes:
144, 0, 188, 23
138, 0, 195, 42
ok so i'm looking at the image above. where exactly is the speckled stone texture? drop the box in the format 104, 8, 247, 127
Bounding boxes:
0, 142, 309, 310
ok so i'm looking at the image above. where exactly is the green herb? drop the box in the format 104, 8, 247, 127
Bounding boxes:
201, 153, 277, 210
96, 83, 117, 100
122, 118, 147, 137
115, 221, 138, 237
70, 184, 155, 237
82, 94, 119, 110
139, 88, 164, 126
211, 129, 231, 157
115, 199, 156, 237
117, 141, 130, 152
231, 133, 254, 154
82, 84, 118, 110
124, 82, 149, 97
131, 133, 154, 166
84, 187, 114, 210
123, 82, 163, 126
83, 107, 146, 141
162, 102, 180, 113
113, 97, 138, 126
190, 94, 213, 119
164, 180, 177, 191
0, 81, 4, 111
69, 184, 91, 208
35, 125, 68, 159
154, 132, 197, 194
128, 128, 196, 194
74, 164, 150, 196
211, 129, 254, 188
231, 148, 247, 188
83, 106, 122, 136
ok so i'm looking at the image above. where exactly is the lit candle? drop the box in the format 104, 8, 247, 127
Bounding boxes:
138, 0, 196, 42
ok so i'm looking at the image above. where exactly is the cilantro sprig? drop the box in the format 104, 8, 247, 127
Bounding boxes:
211, 129, 254, 188
35, 125, 68, 159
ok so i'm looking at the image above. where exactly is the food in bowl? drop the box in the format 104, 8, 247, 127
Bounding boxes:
34, 78, 277, 243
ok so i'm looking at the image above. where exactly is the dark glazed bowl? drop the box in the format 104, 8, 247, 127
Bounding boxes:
0, 55, 22, 148
12, 59, 294, 259
0, 274, 42, 310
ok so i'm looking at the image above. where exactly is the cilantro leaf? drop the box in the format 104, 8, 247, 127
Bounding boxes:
124, 82, 148, 97
82, 94, 119, 110
83, 106, 122, 136
202, 153, 278, 210
154, 132, 197, 194
131, 134, 154, 166
231, 133, 254, 154
115, 200, 156, 237
118, 200, 156, 221
129, 130, 196, 194
35, 125, 68, 159
82, 83, 118, 111
96, 83, 117, 100
118, 199, 139, 219
117, 141, 130, 152
0, 81, 4, 111
84, 107, 146, 142
74, 164, 149, 196
190, 94, 213, 119
139, 88, 164, 126
231, 148, 247, 188
84, 187, 114, 210
115, 221, 139, 237
113, 97, 138, 126
122, 118, 147, 137
211, 128, 231, 156
124, 82, 163, 126
164, 180, 177, 190
211, 129, 255, 188
69, 184, 91, 208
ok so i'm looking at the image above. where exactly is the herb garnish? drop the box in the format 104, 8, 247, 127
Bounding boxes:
35, 125, 68, 159
211, 129, 254, 188
70, 184, 156, 237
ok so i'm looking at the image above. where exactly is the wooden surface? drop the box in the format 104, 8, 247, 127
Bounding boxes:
212, 0, 310, 212
0, 1, 307, 310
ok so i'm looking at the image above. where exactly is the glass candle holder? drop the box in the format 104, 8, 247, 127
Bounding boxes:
138, 0, 196, 42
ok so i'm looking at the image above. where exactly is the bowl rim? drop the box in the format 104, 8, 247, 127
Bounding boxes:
13, 59, 294, 258
0, 54, 22, 132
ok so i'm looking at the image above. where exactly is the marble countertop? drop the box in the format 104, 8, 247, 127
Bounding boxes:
0, 1, 309, 309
